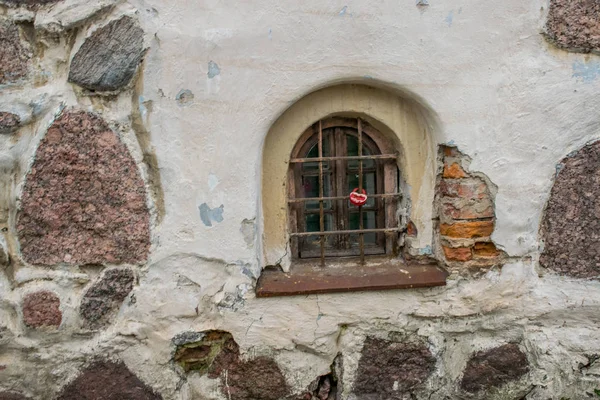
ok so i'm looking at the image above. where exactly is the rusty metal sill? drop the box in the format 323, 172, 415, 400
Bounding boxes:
255, 260, 448, 298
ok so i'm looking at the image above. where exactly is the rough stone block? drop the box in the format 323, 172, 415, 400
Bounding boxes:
80, 268, 134, 328
440, 220, 494, 239
546, 0, 600, 53
0, 112, 20, 134
22, 291, 61, 328
0, 20, 30, 85
0, 241, 8, 266
173, 330, 239, 376
17, 110, 151, 266
461, 343, 529, 393
540, 140, 600, 278
57, 360, 162, 400
353, 336, 435, 398
1, 0, 60, 6
443, 245, 473, 262
224, 357, 289, 400
0, 392, 28, 400
68, 16, 144, 92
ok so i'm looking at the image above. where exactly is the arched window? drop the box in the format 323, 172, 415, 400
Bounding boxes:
257, 84, 448, 297
288, 117, 400, 263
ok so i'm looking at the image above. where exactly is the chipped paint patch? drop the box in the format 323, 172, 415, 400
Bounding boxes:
208, 173, 220, 192
176, 89, 194, 106
199, 203, 224, 227
445, 10, 454, 27
240, 218, 256, 248
208, 61, 221, 79
572, 60, 600, 82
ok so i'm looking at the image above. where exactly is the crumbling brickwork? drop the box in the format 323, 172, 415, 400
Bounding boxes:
437, 147, 503, 271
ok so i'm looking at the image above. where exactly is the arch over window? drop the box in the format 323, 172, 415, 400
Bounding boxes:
288, 117, 399, 261
258, 83, 447, 296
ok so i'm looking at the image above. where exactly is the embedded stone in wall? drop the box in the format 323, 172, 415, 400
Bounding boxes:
460, 343, 529, 393
438, 146, 502, 267
545, 0, 600, 53
540, 140, 600, 278
1, 0, 60, 6
80, 268, 134, 328
17, 110, 151, 266
0, 241, 8, 266
224, 357, 289, 400
0, 112, 20, 134
68, 16, 144, 92
173, 330, 240, 376
22, 291, 61, 328
0, 20, 31, 85
0, 392, 28, 400
57, 360, 162, 400
353, 336, 435, 398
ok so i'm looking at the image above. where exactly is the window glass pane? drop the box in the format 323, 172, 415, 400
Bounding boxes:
347, 172, 376, 208
347, 134, 374, 169
303, 133, 331, 171
348, 211, 377, 245
304, 213, 335, 248
303, 174, 332, 209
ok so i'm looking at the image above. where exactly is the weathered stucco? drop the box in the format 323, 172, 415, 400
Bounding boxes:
1, 0, 600, 399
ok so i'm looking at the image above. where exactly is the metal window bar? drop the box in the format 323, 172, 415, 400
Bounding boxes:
318, 121, 325, 266
288, 193, 402, 203
290, 154, 397, 163
357, 119, 365, 264
292, 118, 396, 265
290, 228, 402, 237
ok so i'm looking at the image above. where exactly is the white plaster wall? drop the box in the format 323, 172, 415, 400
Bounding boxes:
2, 0, 600, 399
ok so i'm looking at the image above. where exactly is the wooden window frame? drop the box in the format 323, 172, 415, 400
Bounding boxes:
288, 117, 400, 262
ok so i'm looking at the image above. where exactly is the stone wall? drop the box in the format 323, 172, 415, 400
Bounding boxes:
1, 0, 600, 399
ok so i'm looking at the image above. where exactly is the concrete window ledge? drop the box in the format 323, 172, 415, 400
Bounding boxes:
255, 259, 448, 298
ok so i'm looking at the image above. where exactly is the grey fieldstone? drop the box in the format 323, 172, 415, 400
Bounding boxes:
68, 16, 144, 92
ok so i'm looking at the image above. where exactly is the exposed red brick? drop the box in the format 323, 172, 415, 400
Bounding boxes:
439, 179, 488, 199
442, 245, 473, 262
440, 221, 494, 239
406, 220, 418, 237
443, 146, 460, 157
17, 110, 150, 266
22, 291, 61, 328
473, 242, 499, 258
443, 162, 467, 179
442, 202, 494, 220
